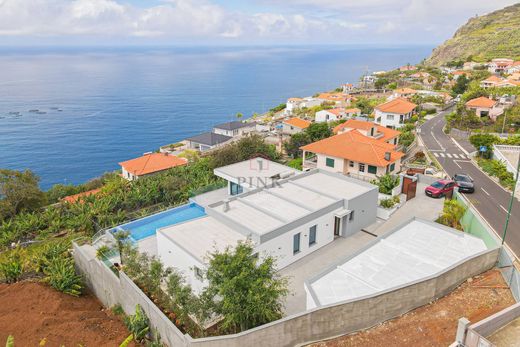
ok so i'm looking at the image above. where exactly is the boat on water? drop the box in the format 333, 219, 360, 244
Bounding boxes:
28, 109, 39, 113
8, 111, 21, 115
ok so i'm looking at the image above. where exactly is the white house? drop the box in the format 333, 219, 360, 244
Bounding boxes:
186, 132, 233, 152
282, 117, 311, 135
342, 83, 355, 93
507, 62, 520, 74
374, 97, 417, 129
315, 108, 361, 123
213, 121, 257, 137
301, 129, 404, 179
156, 167, 378, 294
119, 152, 188, 181
465, 96, 504, 121
488, 58, 514, 73
286, 98, 303, 115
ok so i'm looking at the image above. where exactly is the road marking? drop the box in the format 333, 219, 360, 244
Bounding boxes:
447, 153, 453, 158
439, 153, 445, 157
500, 205, 509, 213
452, 153, 459, 159
481, 188, 490, 196
430, 131, 445, 151
453, 161, 461, 169
433, 153, 439, 157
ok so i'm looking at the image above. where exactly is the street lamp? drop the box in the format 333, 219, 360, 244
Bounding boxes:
501, 149, 520, 245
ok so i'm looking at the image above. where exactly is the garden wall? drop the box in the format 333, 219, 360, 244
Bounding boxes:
73, 242, 499, 347
73, 243, 188, 347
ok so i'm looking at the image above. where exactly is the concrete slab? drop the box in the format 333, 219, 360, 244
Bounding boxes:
190, 187, 228, 207
488, 317, 520, 347
280, 231, 376, 315
137, 235, 158, 256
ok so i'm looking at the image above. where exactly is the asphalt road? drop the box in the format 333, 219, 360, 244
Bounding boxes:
419, 110, 520, 259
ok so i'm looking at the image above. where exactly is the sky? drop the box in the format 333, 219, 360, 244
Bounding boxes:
0, 0, 518, 46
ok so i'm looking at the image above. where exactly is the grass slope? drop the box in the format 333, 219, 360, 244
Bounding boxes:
426, 3, 520, 66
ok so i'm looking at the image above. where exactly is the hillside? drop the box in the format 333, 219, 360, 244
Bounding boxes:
426, 3, 520, 66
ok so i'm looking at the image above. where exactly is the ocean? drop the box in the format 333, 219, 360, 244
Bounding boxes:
0, 45, 432, 190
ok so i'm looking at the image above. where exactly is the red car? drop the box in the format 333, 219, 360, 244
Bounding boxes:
425, 179, 457, 198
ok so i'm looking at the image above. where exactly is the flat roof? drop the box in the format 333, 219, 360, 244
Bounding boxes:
214, 157, 300, 188
158, 216, 246, 263
307, 218, 488, 307
207, 170, 375, 237
185, 132, 232, 146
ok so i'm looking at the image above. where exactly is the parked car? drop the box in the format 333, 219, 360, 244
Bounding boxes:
453, 174, 475, 193
425, 179, 457, 198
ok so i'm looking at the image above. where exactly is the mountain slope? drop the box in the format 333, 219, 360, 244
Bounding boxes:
426, 3, 520, 66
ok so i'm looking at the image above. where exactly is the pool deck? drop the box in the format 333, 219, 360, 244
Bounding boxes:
190, 187, 228, 207
137, 235, 158, 256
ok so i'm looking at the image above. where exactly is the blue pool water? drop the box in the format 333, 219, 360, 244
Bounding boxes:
114, 202, 206, 241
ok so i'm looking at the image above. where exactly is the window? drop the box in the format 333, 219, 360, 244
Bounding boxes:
230, 182, 243, 196
368, 165, 377, 174
309, 225, 317, 246
387, 114, 394, 121
389, 163, 396, 172
349, 211, 355, 221
194, 266, 203, 280
359, 163, 365, 172
326, 157, 335, 168
349, 161, 354, 167
370, 127, 375, 136
293, 233, 301, 254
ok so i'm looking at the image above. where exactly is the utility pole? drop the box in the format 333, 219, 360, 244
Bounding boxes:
501, 149, 520, 245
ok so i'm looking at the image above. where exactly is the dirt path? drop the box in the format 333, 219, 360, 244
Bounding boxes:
0, 281, 135, 346
310, 270, 515, 347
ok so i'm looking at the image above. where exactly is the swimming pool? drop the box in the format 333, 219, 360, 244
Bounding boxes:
113, 202, 206, 241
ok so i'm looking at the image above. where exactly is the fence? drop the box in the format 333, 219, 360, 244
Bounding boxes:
74, 241, 499, 347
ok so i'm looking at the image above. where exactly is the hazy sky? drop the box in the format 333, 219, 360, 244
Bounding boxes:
0, 0, 517, 46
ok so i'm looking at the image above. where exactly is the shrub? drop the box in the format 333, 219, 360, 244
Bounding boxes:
35, 241, 70, 273
124, 305, 150, 343
43, 257, 83, 296
372, 174, 400, 195
380, 195, 400, 209
287, 157, 303, 170
0, 251, 23, 283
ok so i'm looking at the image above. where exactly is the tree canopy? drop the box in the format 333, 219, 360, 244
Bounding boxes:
0, 169, 46, 221
204, 242, 289, 332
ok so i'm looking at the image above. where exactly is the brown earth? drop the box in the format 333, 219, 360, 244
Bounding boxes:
0, 281, 135, 347
310, 269, 515, 347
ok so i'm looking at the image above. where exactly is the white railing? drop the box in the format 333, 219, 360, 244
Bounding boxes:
493, 145, 519, 175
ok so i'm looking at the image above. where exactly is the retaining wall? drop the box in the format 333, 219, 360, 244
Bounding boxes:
74, 242, 499, 347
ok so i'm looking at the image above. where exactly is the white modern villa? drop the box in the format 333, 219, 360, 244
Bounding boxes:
156, 159, 378, 294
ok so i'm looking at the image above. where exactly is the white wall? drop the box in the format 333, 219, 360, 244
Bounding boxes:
256, 213, 336, 270
315, 110, 338, 123
282, 123, 304, 135
315, 155, 345, 174
375, 109, 412, 129
157, 230, 207, 295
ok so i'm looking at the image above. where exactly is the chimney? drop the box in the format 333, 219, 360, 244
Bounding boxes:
223, 199, 230, 212
384, 152, 391, 161
257, 158, 263, 171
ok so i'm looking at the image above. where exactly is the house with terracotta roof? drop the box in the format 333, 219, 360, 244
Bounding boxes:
342, 83, 355, 93
119, 152, 188, 181
488, 58, 514, 73
282, 117, 311, 135
374, 97, 417, 129
480, 75, 506, 88
285, 97, 322, 115
316, 93, 352, 106
399, 65, 416, 72
62, 188, 102, 204
333, 119, 401, 146
301, 129, 404, 179
392, 88, 417, 99
465, 96, 504, 121
315, 108, 361, 123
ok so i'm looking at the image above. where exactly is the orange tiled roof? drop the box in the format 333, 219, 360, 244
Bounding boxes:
375, 97, 417, 114
483, 75, 504, 83
317, 93, 351, 102
284, 117, 311, 129
119, 153, 188, 176
334, 119, 401, 142
394, 88, 417, 94
288, 97, 303, 102
465, 96, 496, 108
301, 129, 403, 167
62, 188, 102, 204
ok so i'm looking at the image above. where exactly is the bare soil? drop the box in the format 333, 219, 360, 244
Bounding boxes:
0, 281, 135, 347
310, 269, 515, 347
